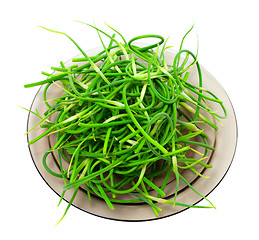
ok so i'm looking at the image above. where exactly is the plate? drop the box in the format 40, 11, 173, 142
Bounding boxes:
26, 47, 237, 221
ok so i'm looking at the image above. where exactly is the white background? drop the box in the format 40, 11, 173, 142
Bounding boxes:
1, 0, 258, 239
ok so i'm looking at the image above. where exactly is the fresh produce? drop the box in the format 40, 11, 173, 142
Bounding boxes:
24, 22, 227, 223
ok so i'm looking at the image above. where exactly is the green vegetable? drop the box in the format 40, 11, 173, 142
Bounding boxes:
24, 22, 227, 223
